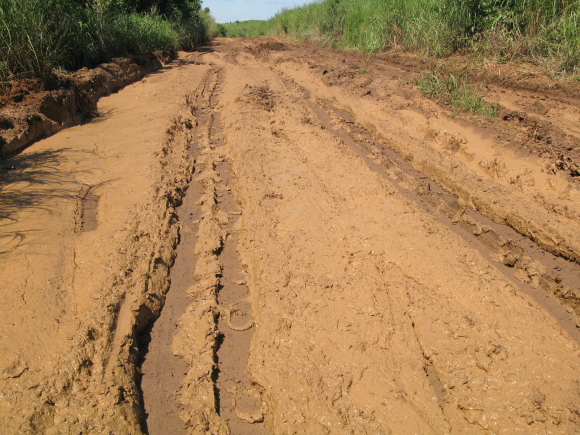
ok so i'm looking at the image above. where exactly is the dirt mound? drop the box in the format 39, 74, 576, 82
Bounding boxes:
0, 51, 175, 157
237, 84, 277, 111
258, 41, 287, 52
499, 109, 580, 176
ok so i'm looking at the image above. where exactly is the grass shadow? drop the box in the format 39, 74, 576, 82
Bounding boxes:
0, 148, 86, 255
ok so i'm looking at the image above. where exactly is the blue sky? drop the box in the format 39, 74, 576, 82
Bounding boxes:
202, 0, 309, 23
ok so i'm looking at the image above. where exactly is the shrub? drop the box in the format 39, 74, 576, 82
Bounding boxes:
0, 0, 213, 86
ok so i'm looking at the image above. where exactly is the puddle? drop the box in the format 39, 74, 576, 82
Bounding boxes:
81, 192, 98, 232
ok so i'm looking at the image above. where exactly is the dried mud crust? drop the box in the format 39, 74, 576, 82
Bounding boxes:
0, 51, 175, 157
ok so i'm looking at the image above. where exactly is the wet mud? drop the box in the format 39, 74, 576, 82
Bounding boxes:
2, 40, 580, 435
137, 146, 205, 434
214, 159, 270, 434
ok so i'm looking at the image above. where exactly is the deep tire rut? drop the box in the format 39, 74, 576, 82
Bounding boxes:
168, 65, 270, 434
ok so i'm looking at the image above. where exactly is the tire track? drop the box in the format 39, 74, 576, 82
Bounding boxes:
171, 64, 270, 435
275, 69, 580, 341
137, 70, 217, 435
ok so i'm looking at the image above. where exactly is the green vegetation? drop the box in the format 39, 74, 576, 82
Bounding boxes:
222, 20, 269, 38
0, 0, 218, 86
265, 0, 580, 71
416, 72, 499, 117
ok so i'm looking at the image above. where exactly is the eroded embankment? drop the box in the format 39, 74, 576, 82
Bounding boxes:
0, 51, 175, 157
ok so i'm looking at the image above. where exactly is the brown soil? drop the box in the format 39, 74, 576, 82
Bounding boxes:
1, 38, 580, 434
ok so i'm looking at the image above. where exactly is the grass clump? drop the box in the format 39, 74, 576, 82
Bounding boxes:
416, 72, 499, 117
0, 0, 218, 86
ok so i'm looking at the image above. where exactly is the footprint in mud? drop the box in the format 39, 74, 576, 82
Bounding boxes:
224, 299, 255, 332
229, 384, 265, 424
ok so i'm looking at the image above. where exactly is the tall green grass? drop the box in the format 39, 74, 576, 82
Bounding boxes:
222, 20, 269, 38
266, 0, 580, 70
268, 0, 472, 55
0, 0, 216, 87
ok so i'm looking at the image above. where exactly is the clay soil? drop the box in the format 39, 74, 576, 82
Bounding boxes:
1, 37, 580, 434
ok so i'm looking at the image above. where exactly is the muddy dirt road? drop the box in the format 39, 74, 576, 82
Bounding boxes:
1, 38, 580, 434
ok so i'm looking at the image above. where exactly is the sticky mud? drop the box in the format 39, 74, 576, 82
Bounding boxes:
196, 40, 580, 433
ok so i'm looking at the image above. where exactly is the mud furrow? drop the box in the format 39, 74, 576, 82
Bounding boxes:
170, 66, 228, 434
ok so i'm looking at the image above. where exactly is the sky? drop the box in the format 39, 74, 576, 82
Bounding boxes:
201, 0, 308, 23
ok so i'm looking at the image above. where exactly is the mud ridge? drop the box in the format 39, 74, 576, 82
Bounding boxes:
214, 156, 270, 434
172, 63, 271, 434
320, 97, 580, 334
352, 116, 580, 338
